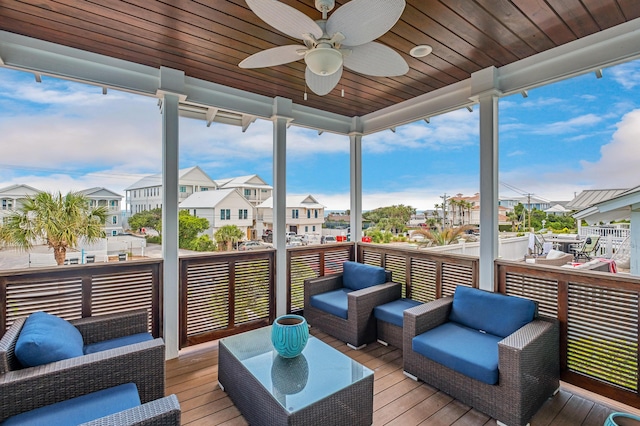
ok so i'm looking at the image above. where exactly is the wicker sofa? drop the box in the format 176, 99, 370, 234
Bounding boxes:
403, 287, 559, 426
0, 309, 166, 421
304, 261, 400, 349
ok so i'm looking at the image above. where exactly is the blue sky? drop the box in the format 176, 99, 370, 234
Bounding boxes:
0, 58, 639, 211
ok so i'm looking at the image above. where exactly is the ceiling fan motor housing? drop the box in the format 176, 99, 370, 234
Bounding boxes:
315, 0, 335, 14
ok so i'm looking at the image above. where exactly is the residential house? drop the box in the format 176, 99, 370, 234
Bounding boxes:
256, 195, 325, 236
125, 166, 217, 215
77, 187, 124, 236
215, 175, 272, 207
179, 189, 255, 240
566, 188, 630, 211
0, 184, 40, 223
449, 193, 510, 226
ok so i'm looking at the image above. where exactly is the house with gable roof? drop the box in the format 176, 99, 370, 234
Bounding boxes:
0, 184, 41, 223
256, 195, 325, 236
77, 187, 124, 236
125, 166, 217, 215
179, 188, 255, 240
214, 174, 272, 207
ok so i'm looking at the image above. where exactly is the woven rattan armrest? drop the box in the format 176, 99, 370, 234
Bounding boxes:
404, 297, 452, 337
80, 394, 181, 426
348, 282, 401, 314
0, 338, 165, 421
73, 309, 150, 344
304, 274, 344, 298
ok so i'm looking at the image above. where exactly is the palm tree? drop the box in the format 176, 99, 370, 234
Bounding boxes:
412, 225, 472, 247
214, 225, 245, 251
0, 191, 107, 265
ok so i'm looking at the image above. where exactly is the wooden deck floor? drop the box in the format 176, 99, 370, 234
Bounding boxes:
166, 328, 640, 425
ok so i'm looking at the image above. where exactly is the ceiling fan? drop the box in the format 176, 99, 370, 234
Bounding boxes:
239, 0, 410, 96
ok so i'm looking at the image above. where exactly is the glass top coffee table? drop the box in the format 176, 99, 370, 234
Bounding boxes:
218, 326, 374, 425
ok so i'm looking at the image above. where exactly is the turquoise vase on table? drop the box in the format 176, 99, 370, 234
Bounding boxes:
271, 314, 309, 358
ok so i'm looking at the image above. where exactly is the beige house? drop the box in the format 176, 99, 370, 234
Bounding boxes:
0, 184, 41, 224
78, 187, 124, 236
256, 195, 325, 236
215, 175, 272, 207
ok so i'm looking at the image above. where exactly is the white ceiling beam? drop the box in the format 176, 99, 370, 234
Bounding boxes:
205, 107, 218, 127
241, 115, 256, 132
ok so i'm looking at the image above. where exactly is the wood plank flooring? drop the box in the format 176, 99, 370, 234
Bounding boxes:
166, 328, 640, 425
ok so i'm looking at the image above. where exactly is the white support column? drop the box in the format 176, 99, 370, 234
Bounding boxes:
631, 207, 640, 276
158, 67, 185, 359
472, 67, 501, 291
349, 130, 363, 256
272, 97, 293, 317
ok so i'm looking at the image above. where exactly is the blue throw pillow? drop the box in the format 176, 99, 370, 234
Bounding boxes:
342, 261, 387, 291
448, 286, 536, 338
15, 311, 84, 367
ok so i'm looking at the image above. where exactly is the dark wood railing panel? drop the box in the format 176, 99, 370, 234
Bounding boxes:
0, 259, 162, 338
287, 244, 354, 313
497, 260, 640, 409
179, 251, 275, 347
358, 244, 479, 301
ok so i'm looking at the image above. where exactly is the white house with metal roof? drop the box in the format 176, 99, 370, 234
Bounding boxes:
0, 184, 41, 223
214, 175, 272, 207
125, 166, 217, 215
179, 188, 255, 240
77, 187, 124, 236
256, 195, 325, 236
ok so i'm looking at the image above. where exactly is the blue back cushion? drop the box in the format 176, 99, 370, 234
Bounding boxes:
310, 289, 352, 319
448, 286, 536, 338
342, 261, 387, 291
15, 311, 84, 367
374, 298, 422, 327
412, 322, 502, 385
84, 332, 154, 355
3, 382, 141, 426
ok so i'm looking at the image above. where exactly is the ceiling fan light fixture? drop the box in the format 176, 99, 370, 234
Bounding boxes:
305, 45, 343, 76
410, 45, 433, 58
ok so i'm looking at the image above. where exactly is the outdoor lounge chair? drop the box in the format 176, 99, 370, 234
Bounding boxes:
303, 261, 400, 349
0, 308, 166, 416
403, 286, 559, 426
571, 235, 600, 261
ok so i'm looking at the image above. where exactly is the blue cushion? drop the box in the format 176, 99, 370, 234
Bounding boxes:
413, 322, 502, 385
3, 382, 141, 426
15, 311, 84, 367
448, 286, 536, 338
342, 261, 387, 291
310, 288, 352, 319
374, 298, 422, 327
84, 332, 154, 355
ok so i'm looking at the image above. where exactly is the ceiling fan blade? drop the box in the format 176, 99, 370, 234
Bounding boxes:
343, 42, 408, 76
326, 0, 405, 47
239, 45, 305, 68
306, 66, 342, 96
246, 0, 322, 40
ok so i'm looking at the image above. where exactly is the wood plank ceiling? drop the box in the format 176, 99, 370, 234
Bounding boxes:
0, 0, 637, 117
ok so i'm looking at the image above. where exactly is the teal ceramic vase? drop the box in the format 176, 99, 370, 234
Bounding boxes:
271, 314, 309, 358
605, 412, 640, 426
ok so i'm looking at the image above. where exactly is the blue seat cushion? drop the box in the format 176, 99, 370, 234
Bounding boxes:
310, 288, 352, 319
15, 311, 84, 367
84, 332, 154, 355
3, 382, 141, 426
448, 286, 536, 338
413, 322, 502, 385
374, 298, 422, 327
342, 261, 387, 291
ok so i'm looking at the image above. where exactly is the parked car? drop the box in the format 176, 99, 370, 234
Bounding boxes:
238, 240, 268, 251
287, 236, 304, 247
323, 236, 337, 244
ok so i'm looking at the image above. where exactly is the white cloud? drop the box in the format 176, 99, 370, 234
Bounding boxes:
531, 113, 603, 135
609, 61, 640, 90
575, 109, 640, 187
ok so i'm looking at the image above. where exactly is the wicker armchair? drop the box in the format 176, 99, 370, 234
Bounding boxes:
304, 261, 400, 349
403, 291, 559, 426
0, 309, 166, 421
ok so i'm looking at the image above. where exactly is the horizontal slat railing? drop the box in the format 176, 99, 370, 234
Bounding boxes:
497, 259, 640, 409
0, 259, 162, 337
287, 243, 355, 313
179, 250, 276, 347
357, 243, 479, 302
